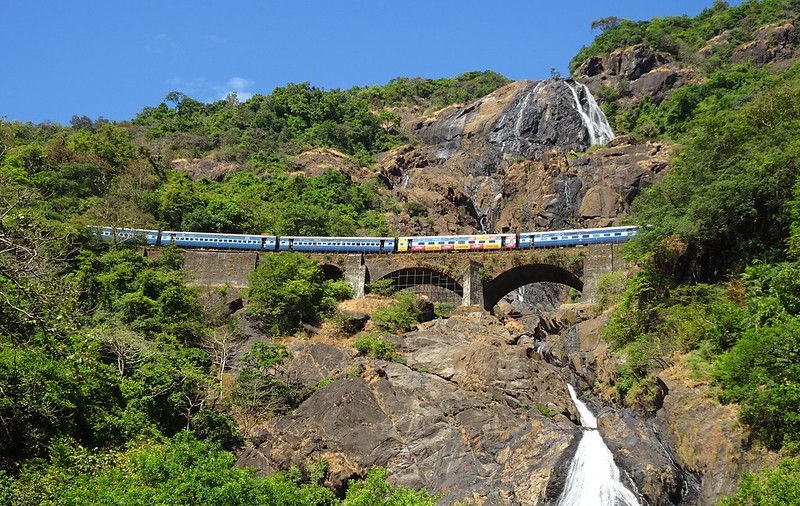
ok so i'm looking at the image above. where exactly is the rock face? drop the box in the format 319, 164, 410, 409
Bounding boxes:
376, 80, 671, 236
415, 80, 613, 164
239, 313, 583, 505
732, 22, 797, 66
652, 363, 776, 504
575, 44, 696, 104
236, 306, 773, 506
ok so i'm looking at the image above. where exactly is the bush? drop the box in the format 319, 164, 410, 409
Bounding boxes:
248, 254, 350, 335
718, 456, 800, 506
433, 302, 453, 319
373, 292, 422, 333
367, 278, 396, 297
714, 317, 800, 451
353, 335, 402, 363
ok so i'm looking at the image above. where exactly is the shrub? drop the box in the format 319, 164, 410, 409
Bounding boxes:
433, 302, 453, 319
353, 335, 402, 362
367, 278, 396, 297
718, 456, 800, 506
373, 292, 422, 333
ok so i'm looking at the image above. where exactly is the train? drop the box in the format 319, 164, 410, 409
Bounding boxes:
92, 225, 638, 253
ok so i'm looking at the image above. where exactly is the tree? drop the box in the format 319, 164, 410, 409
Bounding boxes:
343, 467, 438, 506
591, 16, 622, 32
230, 342, 297, 436
201, 324, 246, 394
247, 253, 325, 335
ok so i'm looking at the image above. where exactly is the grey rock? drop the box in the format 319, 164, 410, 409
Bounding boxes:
732, 22, 797, 66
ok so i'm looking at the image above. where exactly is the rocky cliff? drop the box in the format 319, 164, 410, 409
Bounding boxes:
239, 313, 582, 505
235, 299, 771, 506
370, 79, 670, 236
165, 36, 783, 502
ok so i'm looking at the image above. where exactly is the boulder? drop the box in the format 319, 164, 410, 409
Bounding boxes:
732, 22, 797, 66
240, 322, 580, 505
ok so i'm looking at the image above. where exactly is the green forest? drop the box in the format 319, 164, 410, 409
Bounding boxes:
3, 0, 800, 502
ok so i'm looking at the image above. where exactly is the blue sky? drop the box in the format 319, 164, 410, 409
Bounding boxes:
3, 0, 741, 125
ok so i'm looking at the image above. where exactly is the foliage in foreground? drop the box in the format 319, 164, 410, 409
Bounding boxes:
0, 432, 438, 506
717, 456, 800, 506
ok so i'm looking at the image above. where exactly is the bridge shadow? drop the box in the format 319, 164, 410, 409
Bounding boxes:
375, 267, 463, 306
320, 263, 344, 281
483, 263, 583, 312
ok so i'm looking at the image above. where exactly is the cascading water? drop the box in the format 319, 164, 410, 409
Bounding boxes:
556, 385, 640, 506
566, 82, 615, 146
400, 170, 410, 189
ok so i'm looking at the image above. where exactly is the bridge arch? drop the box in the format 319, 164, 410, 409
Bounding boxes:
376, 267, 463, 305
320, 263, 344, 281
483, 263, 583, 312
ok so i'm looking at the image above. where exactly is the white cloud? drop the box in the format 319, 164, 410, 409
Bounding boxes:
220, 77, 255, 102
165, 76, 256, 103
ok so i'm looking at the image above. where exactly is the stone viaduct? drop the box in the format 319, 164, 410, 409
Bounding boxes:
145, 243, 626, 311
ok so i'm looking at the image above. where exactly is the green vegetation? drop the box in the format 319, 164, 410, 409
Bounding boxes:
717, 456, 800, 506
0, 69, 508, 500
359, 70, 511, 111
373, 292, 423, 333
353, 334, 403, 362
0, 432, 438, 506
248, 253, 352, 335
433, 302, 453, 318
573, 0, 800, 72
367, 278, 397, 296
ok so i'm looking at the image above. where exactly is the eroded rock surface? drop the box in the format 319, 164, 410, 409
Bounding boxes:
239, 313, 581, 505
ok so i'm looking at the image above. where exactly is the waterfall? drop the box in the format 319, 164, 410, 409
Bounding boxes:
556, 385, 640, 506
565, 82, 615, 147
400, 170, 410, 189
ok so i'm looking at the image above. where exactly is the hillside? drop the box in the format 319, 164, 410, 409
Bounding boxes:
2, 0, 800, 504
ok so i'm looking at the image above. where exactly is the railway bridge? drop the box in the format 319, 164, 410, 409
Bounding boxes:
148, 243, 626, 311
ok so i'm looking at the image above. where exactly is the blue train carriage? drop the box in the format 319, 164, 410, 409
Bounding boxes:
160, 231, 273, 250
91, 226, 157, 244
530, 225, 638, 248
278, 236, 395, 253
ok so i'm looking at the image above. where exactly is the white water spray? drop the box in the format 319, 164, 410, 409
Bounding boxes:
556, 385, 640, 506
566, 82, 615, 146
400, 170, 410, 189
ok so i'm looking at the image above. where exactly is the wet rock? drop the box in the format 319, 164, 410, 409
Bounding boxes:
598, 408, 687, 506
415, 79, 612, 164
654, 363, 778, 505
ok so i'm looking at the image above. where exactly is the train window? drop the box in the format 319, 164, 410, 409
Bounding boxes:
614, 232, 621, 236
582, 234, 589, 238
